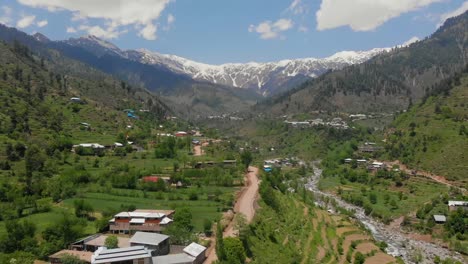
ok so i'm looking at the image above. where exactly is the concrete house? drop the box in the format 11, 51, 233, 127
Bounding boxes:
109, 209, 174, 234
130, 232, 170, 256
152, 242, 206, 264
448, 201, 468, 211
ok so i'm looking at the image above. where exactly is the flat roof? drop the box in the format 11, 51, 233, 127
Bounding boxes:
84, 235, 130, 248
183, 242, 206, 257
50, 250, 92, 262
152, 253, 195, 264
130, 231, 169, 246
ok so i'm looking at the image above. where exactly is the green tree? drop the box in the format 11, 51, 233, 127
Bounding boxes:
354, 252, 366, 264
104, 235, 119, 249
240, 150, 253, 169
223, 237, 246, 264
73, 200, 94, 218
60, 254, 86, 264
216, 223, 226, 261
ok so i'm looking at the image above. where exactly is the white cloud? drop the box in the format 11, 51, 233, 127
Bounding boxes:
298, 25, 308, 32
167, 14, 175, 25
16, 15, 36, 28
37, 19, 48, 27
163, 13, 175, 31
316, 0, 443, 31
402, 36, 420, 46
17, 0, 171, 40
287, 0, 307, 15
138, 23, 157, 40
66, 26, 77, 33
0, 6, 12, 25
78, 24, 123, 39
249, 18, 293, 40
439, 1, 468, 26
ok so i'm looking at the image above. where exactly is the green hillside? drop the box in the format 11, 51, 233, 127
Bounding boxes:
384, 69, 468, 184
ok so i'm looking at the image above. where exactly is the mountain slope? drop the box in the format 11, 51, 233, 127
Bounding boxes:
0, 24, 258, 117
383, 67, 468, 184
133, 48, 389, 96
258, 11, 468, 115
60, 35, 387, 97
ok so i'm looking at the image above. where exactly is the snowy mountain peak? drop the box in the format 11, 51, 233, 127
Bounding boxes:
134, 47, 389, 94
63, 34, 389, 96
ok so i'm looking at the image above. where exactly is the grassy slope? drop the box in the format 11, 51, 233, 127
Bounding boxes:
385, 75, 468, 184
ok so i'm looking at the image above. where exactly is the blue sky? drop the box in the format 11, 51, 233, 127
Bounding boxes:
1, 0, 467, 64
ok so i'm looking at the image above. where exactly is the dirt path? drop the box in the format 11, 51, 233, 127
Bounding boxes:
204, 166, 260, 263
193, 145, 203, 156
379, 160, 466, 193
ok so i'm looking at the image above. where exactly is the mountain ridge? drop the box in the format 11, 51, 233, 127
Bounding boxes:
61, 34, 390, 96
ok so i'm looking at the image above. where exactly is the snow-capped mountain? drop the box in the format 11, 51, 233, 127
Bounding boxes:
63, 35, 390, 96
134, 48, 389, 95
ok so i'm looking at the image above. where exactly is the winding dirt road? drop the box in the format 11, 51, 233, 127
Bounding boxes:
204, 166, 260, 263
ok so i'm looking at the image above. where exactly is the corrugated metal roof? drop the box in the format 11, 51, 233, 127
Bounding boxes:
130, 231, 169, 246
92, 246, 151, 264
183, 242, 206, 257
152, 253, 195, 264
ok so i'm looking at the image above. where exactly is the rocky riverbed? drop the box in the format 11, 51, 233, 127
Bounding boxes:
305, 164, 465, 264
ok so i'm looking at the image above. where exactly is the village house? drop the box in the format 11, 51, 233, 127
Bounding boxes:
130, 232, 170, 256
70, 97, 82, 103
109, 209, 174, 234
448, 201, 468, 211
152, 242, 206, 264
175, 131, 188, 137
71, 234, 130, 252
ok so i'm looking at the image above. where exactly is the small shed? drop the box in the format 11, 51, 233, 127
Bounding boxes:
433, 215, 447, 224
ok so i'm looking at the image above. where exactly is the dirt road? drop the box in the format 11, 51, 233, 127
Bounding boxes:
193, 142, 209, 156
379, 160, 466, 193
193, 145, 203, 156
204, 166, 260, 263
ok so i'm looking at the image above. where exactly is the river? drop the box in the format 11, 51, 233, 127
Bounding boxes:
305, 164, 465, 264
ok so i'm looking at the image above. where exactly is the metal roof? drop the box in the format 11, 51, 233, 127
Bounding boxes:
433, 215, 447, 222
130, 231, 169, 246
92, 246, 151, 264
130, 218, 145, 224
448, 201, 468, 206
152, 253, 195, 264
183, 242, 206, 257
160, 217, 173, 225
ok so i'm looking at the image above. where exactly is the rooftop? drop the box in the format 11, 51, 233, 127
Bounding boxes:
84, 235, 130, 248
50, 250, 93, 263
433, 215, 447, 222
92, 246, 152, 264
152, 253, 195, 264
130, 231, 169, 246
183, 242, 206, 257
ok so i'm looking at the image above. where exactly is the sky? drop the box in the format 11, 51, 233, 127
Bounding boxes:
0, 0, 467, 64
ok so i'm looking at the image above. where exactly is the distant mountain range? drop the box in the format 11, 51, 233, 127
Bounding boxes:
57, 34, 388, 96
256, 11, 468, 115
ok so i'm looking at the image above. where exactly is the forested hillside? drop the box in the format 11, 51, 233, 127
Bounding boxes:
383, 67, 468, 184
258, 11, 468, 115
